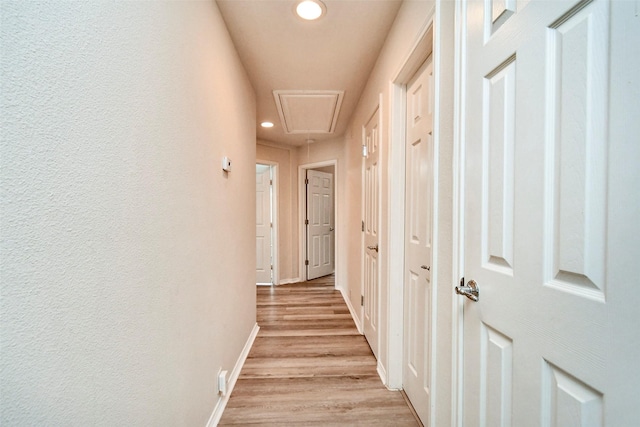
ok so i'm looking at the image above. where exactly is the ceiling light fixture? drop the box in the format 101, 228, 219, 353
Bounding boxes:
260, 121, 274, 128
295, 0, 325, 20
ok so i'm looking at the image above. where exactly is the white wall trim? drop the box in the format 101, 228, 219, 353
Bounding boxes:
361, 101, 383, 359
387, 13, 435, 391
339, 288, 363, 335
256, 160, 279, 285
297, 159, 339, 287
377, 360, 392, 390
360, 121, 367, 338
206, 323, 260, 427
451, 1, 467, 426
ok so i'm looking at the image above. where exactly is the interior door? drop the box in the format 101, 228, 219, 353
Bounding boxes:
306, 169, 334, 280
461, 0, 640, 425
403, 57, 433, 426
256, 164, 272, 284
363, 107, 380, 358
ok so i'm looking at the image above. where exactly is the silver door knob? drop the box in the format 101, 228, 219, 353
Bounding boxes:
367, 244, 379, 252
455, 279, 479, 302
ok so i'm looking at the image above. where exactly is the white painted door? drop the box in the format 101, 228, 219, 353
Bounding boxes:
461, 0, 640, 425
256, 164, 272, 284
306, 169, 334, 280
403, 57, 433, 426
363, 107, 380, 358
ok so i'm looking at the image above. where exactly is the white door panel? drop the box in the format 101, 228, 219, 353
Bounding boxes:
363, 107, 380, 358
403, 57, 433, 426
307, 169, 334, 280
461, 0, 640, 425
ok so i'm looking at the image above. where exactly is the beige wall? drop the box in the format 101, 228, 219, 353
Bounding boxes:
297, 138, 345, 283
1, 2, 256, 425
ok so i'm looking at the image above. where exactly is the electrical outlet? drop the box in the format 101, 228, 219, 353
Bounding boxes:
218, 370, 228, 396
215, 367, 222, 395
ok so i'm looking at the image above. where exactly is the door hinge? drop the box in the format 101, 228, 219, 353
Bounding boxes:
305, 260, 309, 266
270, 265, 273, 270
362, 221, 365, 232
270, 222, 273, 228
305, 178, 309, 185
270, 179, 273, 186
305, 219, 309, 225
360, 295, 364, 306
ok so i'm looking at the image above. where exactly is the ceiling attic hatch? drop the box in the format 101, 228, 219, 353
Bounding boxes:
273, 90, 344, 134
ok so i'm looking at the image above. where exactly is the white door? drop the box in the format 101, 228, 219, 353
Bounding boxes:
461, 0, 640, 425
403, 57, 433, 425
363, 107, 380, 358
306, 169, 334, 280
256, 164, 272, 284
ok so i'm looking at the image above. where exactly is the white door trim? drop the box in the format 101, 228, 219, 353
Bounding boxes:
388, 10, 434, 391
298, 160, 339, 285
451, 1, 467, 425
256, 160, 279, 285
361, 102, 382, 359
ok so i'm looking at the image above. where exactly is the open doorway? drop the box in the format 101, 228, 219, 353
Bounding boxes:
299, 161, 337, 283
256, 162, 278, 285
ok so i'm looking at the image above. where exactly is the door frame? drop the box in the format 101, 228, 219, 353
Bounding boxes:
387, 16, 434, 392
298, 160, 339, 283
451, 1, 467, 425
256, 160, 279, 286
361, 103, 382, 357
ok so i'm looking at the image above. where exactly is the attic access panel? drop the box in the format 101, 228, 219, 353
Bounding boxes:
273, 90, 344, 134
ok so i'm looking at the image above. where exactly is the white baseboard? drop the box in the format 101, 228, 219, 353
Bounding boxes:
278, 277, 300, 285
338, 288, 363, 335
206, 323, 260, 427
378, 360, 398, 390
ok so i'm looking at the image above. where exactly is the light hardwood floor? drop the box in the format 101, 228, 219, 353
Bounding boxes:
219, 275, 421, 426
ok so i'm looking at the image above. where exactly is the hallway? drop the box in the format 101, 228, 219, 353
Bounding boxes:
219, 276, 420, 425
3, 1, 639, 425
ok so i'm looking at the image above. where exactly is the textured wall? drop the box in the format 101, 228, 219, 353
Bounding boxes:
1, 2, 256, 425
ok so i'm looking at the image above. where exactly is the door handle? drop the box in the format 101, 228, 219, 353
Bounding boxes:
329, 227, 334, 231
455, 278, 479, 302
421, 265, 430, 271
367, 244, 379, 252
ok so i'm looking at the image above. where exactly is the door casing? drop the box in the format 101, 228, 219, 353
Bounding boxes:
387, 16, 435, 391
362, 105, 381, 359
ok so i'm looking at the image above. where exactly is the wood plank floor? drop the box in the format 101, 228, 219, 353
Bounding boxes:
219, 276, 420, 426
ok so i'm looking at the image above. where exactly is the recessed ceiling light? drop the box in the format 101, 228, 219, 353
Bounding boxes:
295, 0, 325, 21
260, 121, 274, 128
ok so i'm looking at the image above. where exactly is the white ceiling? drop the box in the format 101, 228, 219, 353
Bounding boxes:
216, 0, 403, 146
